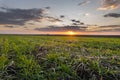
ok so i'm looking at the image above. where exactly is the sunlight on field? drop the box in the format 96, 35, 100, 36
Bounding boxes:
0, 35, 120, 80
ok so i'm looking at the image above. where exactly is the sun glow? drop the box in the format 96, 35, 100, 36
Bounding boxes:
66, 31, 76, 35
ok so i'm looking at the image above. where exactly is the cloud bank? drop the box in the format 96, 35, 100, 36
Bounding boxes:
0, 7, 44, 25
104, 13, 120, 18
87, 25, 120, 32
0, 7, 62, 26
35, 24, 120, 32
35, 25, 87, 32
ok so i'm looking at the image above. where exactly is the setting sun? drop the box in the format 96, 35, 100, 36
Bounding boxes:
66, 31, 76, 35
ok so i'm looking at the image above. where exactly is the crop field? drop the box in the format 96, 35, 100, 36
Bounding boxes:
0, 35, 120, 80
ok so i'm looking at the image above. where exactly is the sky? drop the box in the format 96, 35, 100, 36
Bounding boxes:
0, 0, 120, 35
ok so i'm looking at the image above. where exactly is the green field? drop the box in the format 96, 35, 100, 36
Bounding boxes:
0, 35, 120, 80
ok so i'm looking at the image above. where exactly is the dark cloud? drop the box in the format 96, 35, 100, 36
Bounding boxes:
72, 23, 78, 26
80, 22, 84, 25
46, 16, 62, 22
71, 19, 76, 22
0, 7, 62, 25
35, 25, 87, 32
78, 0, 90, 6
99, 0, 120, 10
89, 25, 120, 32
71, 19, 81, 23
0, 7, 44, 25
71, 19, 84, 25
45, 6, 51, 9
28, 23, 34, 25
75, 20, 80, 23
104, 13, 120, 18
100, 25, 120, 28
60, 15, 65, 18
5, 25, 14, 28
35, 25, 120, 32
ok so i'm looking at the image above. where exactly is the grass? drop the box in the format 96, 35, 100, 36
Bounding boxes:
0, 35, 120, 80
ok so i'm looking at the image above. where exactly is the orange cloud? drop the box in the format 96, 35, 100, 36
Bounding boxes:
98, 0, 120, 10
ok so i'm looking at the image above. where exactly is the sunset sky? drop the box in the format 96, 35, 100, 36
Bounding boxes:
0, 0, 120, 35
